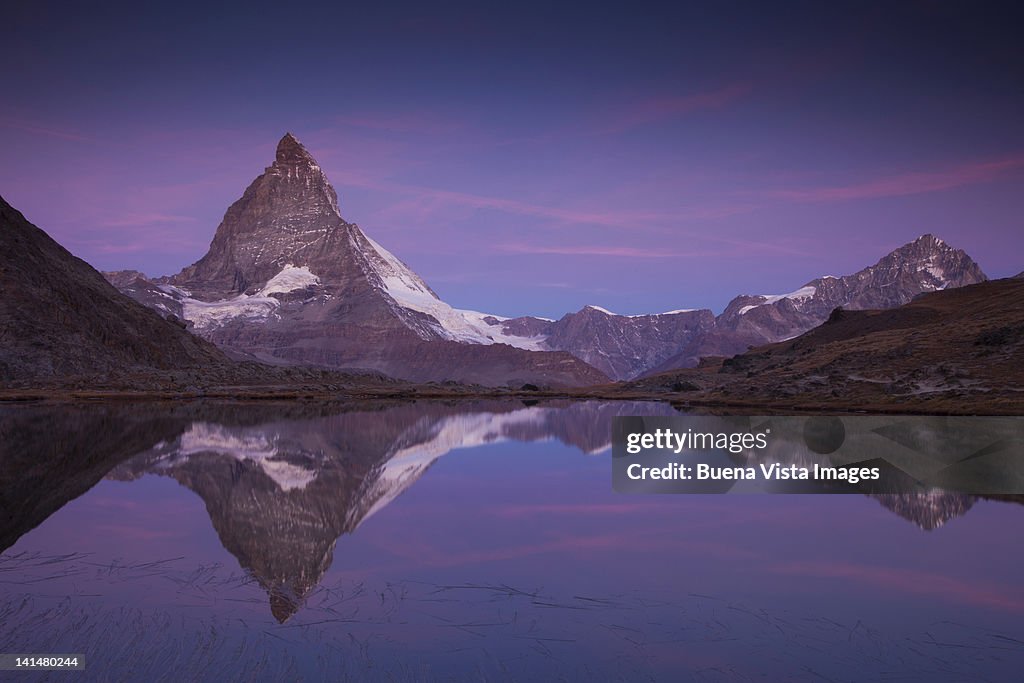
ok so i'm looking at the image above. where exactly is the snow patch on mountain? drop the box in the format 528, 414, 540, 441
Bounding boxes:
584, 304, 697, 318
917, 255, 948, 285
357, 408, 550, 526
259, 264, 319, 295
738, 285, 817, 315
166, 265, 326, 332
183, 295, 279, 330
171, 423, 319, 492
158, 284, 191, 297
456, 309, 548, 350
364, 236, 546, 350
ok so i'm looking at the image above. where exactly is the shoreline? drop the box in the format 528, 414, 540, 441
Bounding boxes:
2, 385, 1020, 416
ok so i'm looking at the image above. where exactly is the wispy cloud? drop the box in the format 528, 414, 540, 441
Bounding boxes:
63, 231, 208, 255
331, 112, 465, 136
333, 169, 752, 226
329, 166, 806, 244
768, 154, 1024, 203
496, 243, 714, 258
493, 502, 680, 516
98, 212, 197, 228
335, 171, 670, 226
329, 169, 813, 257
771, 560, 1024, 613
592, 82, 753, 134
0, 117, 96, 142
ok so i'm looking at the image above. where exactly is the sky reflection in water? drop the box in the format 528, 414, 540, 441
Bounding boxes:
1, 400, 1022, 681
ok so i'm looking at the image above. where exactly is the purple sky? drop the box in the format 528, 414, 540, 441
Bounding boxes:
2, 2, 1022, 317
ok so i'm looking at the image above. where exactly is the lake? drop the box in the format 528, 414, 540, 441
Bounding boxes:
1, 400, 1022, 681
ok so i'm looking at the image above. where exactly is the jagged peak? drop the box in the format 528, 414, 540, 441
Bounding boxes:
911, 233, 947, 248
882, 235, 973, 267
870, 234, 987, 283
275, 132, 317, 167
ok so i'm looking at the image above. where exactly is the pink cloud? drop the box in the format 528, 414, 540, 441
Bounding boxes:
493, 502, 682, 516
770, 560, 1024, 613
329, 169, 815, 256
332, 170, 665, 225
0, 117, 96, 142
88, 524, 187, 541
593, 82, 753, 134
768, 154, 1024, 203
98, 212, 198, 228
331, 112, 464, 136
496, 243, 720, 259
366, 526, 772, 570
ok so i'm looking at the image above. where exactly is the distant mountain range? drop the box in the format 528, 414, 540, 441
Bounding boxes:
100, 133, 987, 384
0, 132, 1000, 391
493, 233, 985, 379
626, 275, 1024, 413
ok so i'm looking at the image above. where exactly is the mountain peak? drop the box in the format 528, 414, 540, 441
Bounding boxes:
275, 132, 316, 167
913, 233, 946, 249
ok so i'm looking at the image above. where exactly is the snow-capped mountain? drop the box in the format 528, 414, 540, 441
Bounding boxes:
499, 306, 717, 381
643, 234, 988, 374
106, 134, 606, 387
463, 234, 985, 380
104, 134, 988, 384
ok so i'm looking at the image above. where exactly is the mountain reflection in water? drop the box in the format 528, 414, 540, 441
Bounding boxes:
2, 400, 1016, 625
102, 401, 678, 621
1, 400, 1023, 680
0, 400, 676, 620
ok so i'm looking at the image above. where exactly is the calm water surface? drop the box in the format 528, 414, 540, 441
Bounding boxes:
1, 400, 1022, 681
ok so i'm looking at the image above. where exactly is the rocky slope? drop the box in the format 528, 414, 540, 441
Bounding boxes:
0, 195, 229, 383
0, 403, 194, 551
106, 134, 606, 388
522, 306, 715, 381
626, 276, 1024, 413
439, 236, 986, 380
101, 134, 985, 385
643, 235, 987, 374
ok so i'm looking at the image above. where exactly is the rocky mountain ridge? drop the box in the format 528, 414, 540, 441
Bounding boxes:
625, 275, 1024, 413
105, 134, 607, 388
449, 234, 986, 379
0, 194, 229, 383
102, 134, 987, 384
